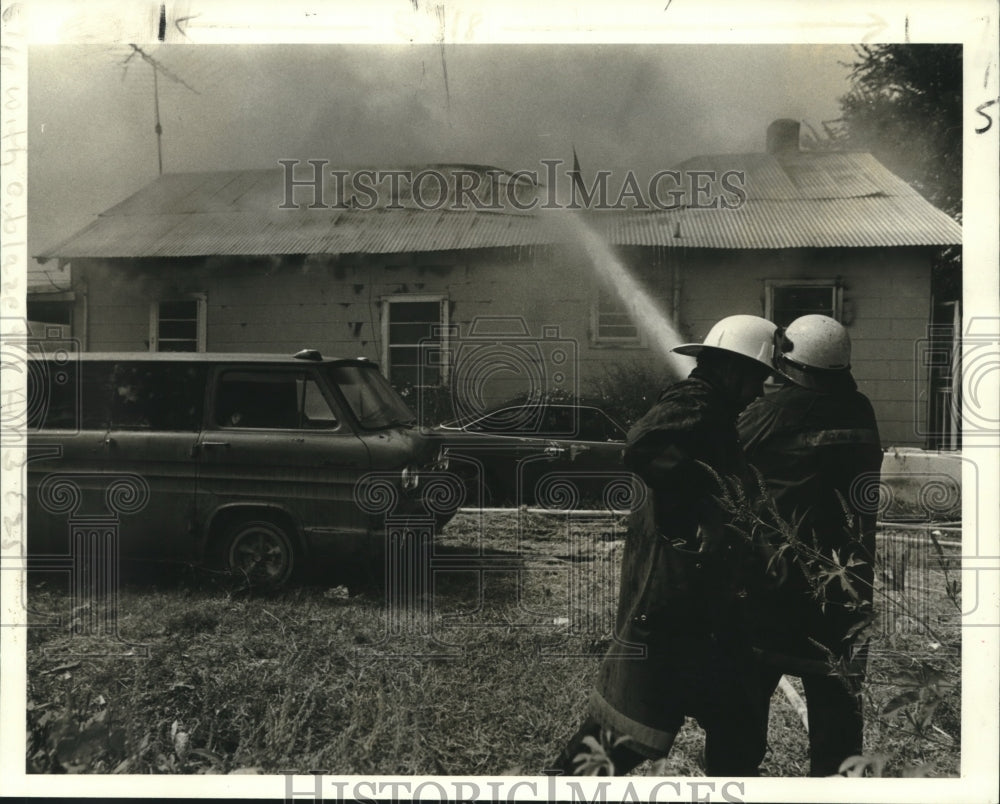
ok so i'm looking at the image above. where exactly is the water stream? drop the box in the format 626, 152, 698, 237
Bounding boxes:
547, 211, 696, 380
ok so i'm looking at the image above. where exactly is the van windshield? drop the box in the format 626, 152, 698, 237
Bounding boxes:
327, 364, 416, 430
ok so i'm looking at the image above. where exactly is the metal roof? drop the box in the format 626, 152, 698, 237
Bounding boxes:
38, 153, 961, 259
670, 151, 918, 200
658, 197, 962, 248
42, 208, 556, 257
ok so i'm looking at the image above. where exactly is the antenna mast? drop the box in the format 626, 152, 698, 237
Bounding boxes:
152, 66, 163, 175
122, 45, 199, 176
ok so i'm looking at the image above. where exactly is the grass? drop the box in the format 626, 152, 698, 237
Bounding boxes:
24, 512, 961, 776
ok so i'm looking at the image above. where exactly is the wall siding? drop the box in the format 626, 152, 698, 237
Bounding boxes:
75, 244, 932, 447
675, 247, 931, 447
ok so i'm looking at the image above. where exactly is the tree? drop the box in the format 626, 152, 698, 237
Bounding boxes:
833, 44, 962, 221
808, 45, 962, 303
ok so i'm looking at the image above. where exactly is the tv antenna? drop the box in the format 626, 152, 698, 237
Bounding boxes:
122, 44, 199, 176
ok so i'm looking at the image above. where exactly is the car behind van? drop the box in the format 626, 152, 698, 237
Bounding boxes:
26, 350, 453, 586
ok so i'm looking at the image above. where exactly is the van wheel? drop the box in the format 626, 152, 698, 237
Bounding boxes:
223, 518, 296, 588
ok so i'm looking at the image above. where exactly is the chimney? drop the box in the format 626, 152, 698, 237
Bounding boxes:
766, 118, 801, 154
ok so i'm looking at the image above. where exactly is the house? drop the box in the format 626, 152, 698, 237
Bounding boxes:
32, 121, 962, 448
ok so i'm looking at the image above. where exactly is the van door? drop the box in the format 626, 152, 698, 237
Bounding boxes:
99, 361, 206, 562
197, 366, 372, 560
27, 359, 113, 556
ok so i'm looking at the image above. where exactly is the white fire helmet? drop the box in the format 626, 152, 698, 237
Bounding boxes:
780, 314, 851, 368
776, 314, 852, 388
672, 315, 777, 371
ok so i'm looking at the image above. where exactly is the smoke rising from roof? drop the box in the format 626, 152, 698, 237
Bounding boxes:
28, 43, 854, 253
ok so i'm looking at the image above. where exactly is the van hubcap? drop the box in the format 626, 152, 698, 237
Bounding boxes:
229, 523, 290, 582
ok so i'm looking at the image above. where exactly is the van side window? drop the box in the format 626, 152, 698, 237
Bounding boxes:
299, 377, 339, 429
109, 362, 207, 431
215, 371, 338, 430
28, 360, 111, 430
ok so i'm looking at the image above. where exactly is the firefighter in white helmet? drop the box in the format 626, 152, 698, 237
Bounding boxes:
551, 315, 776, 777
773, 313, 853, 387
738, 314, 883, 776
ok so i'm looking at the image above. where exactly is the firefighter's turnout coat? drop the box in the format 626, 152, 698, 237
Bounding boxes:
737, 378, 883, 666
589, 368, 761, 757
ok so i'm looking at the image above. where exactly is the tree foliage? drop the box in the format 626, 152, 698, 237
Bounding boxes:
803, 45, 963, 301
830, 44, 962, 221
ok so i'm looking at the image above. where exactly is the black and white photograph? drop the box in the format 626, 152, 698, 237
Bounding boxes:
3, 1, 998, 801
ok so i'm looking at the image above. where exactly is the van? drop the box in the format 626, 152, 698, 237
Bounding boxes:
26, 349, 453, 586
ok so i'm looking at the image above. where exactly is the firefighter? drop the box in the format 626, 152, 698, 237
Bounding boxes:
550, 314, 778, 777
737, 314, 883, 776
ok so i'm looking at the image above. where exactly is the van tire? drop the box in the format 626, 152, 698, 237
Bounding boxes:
221, 517, 297, 589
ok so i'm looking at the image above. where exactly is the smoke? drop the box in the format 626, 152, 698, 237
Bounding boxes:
28, 43, 854, 252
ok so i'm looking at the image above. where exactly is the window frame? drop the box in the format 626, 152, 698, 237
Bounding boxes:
764, 279, 843, 327
149, 294, 207, 353
210, 367, 343, 432
590, 286, 646, 347
27, 290, 86, 347
299, 375, 342, 430
107, 360, 209, 432
463, 406, 529, 434
380, 294, 450, 386
576, 406, 628, 443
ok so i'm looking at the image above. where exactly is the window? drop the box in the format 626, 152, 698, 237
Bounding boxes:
765, 280, 842, 328
577, 407, 627, 442
27, 299, 73, 340
381, 296, 449, 385
592, 287, 642, 345
109, 362, 208, 431
27, 291, 84, 345
28, 361, 109, 431
467, 404, 578, 438
538, 405, 579, 437
301, 379, 339, 429
150, 296, 206, 352
327, 364, 413, 430
214, 370, 338, 430
467, 407, 537, 435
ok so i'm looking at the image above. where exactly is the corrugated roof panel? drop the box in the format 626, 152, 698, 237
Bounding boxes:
356, 210, 425, 252
598, 211, 683, 246
39, 213, 188, 257
841, 152, 918, 196
101, 166, 549, 218
208, 171, 268, 211
101, 172, 220, 216
39, 196, 961, 258
173, 172, 242, 213
672, 150, 924, 201
674, 198, 961, 248
37, 155, 962, 260
38, 196, 961, 258
480, 214, 551, 248
781, 157, 883, 198
672, 153, 801, 200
